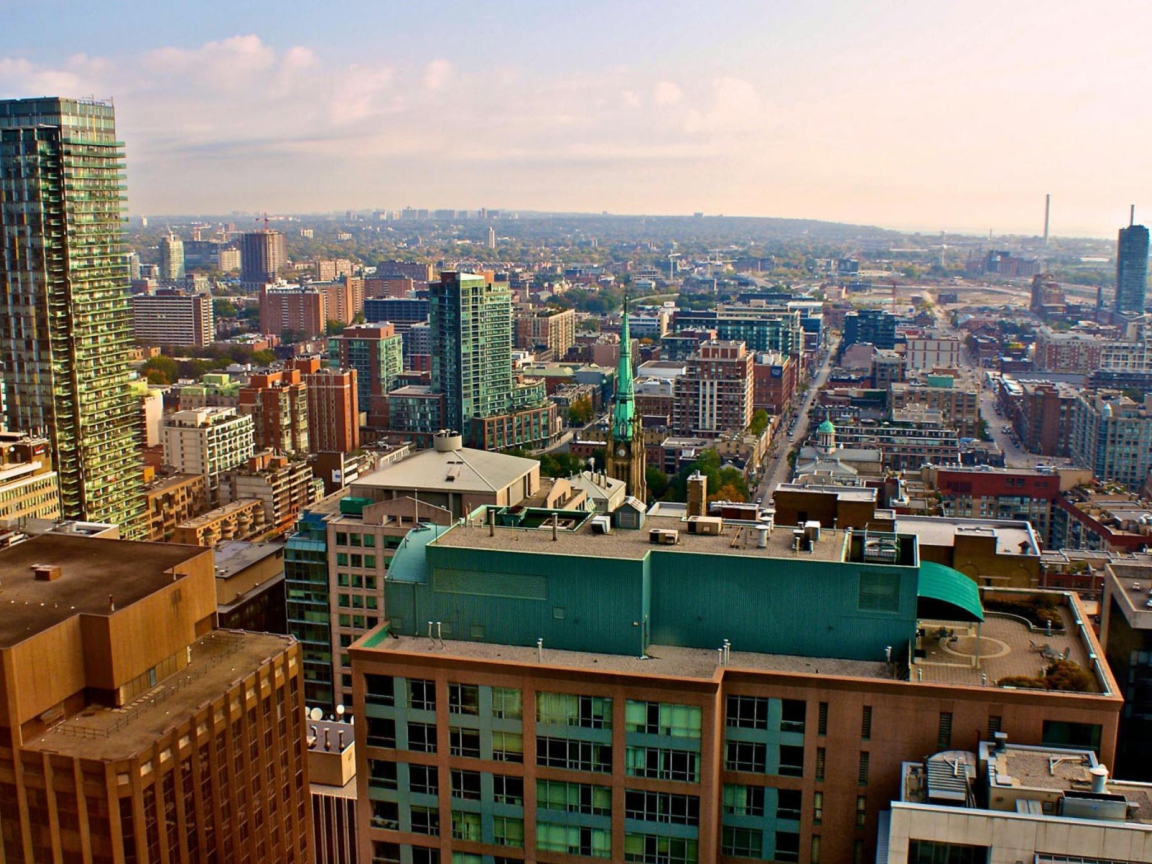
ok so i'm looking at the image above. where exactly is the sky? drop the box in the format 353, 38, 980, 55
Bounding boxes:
2, 0, 1149, 237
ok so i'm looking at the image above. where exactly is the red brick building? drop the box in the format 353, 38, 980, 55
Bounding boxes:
239, 368, 310, 454
753, 352, 798, 414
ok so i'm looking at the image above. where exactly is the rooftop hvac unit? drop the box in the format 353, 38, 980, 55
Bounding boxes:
687, 515, 723, 535
649, 528, 679, 545
590, 515, 612, 535
804, 520, 822, 542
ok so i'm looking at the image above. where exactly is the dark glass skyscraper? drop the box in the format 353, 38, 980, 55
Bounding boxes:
1116, 221, 1149, 315
0, 97, 145, 534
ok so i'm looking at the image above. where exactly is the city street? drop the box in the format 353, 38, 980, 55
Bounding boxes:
755, 336, 840, 500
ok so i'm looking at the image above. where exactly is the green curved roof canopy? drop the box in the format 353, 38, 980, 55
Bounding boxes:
917, 561, 984, 623
817, 419, 835, 433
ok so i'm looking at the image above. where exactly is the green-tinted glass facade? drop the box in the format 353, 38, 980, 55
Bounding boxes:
286, 509, 334, 710
0, 98, 145, 533
430, 272, 552, 448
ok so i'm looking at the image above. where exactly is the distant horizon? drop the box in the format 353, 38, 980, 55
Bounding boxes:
126, 207, 1123, 244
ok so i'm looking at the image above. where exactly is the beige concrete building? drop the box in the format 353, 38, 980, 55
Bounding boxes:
0, 431, 60, 523
171, 497, 268, 547
220, 451, 324, 536
162, 407, 255, 498
142, 471, 209, 541
0, 535, 312, 864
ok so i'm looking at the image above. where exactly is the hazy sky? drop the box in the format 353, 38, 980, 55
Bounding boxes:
2, 0, 1148, 236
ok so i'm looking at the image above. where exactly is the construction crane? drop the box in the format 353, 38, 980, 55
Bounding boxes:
256, 212, 270, 231
667, 252, 681, 280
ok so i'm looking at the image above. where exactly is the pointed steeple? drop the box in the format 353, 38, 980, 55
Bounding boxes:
612, 296, 635, 441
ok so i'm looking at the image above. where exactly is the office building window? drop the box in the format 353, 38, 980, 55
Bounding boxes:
721, 827, 761, 858
410, 764, 438, 796
538, 780, 612, 815
448, 685, 480, 718
537, 737, 612, 773
407, 722, 436, 754
449, 769, 480, 800
861, 706, 872, 740
408, 679, 436, 711
537, 692, 612, 729
625, 701, 702, 738
725, 695, 768, 729
624, 834, 697, 864
492, 687, 522, 719
722, 784, 764, 817
624, 790, 700, 826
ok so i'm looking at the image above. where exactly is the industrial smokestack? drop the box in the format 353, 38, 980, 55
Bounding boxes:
1132, 204, 1136, 228
1043, 194, 1050, 246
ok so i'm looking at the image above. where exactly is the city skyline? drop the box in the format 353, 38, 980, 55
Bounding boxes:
4, 1, 1152, 237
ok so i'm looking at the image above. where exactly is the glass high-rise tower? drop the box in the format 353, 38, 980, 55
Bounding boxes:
1116, 221, 1149, 315
0, 97, 145, 534
429, 271, 556, 448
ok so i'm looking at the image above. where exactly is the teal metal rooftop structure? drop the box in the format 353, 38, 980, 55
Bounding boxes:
383, 509, 984, 664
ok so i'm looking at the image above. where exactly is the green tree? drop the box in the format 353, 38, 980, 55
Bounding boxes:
326, 320, 346, 336
140, 355, 178, 385
748, 409, 769, 436
568, 396, 594, 426
646, 466, 670, 500
251, 350, 277, 366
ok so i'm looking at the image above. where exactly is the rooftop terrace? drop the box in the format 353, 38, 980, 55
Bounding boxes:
432, 512, 907, 565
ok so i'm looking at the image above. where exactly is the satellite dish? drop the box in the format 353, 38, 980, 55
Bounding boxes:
309, 707, 323, 722
336, 704, 346, 718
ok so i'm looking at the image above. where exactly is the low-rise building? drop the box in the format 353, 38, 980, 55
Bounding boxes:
162, 406, 255, 499
171, 497, 267, 546
890, 376, 981, 440
310, 717, 360, 864
879, 739, 1152, 863
1070, 391, 1152, 491
213, 538, 288, 633
1052, 484, 1152, 553
131, 287, 214, 346
220, 450, 325, 536
0, 431, 60, 523
142, 471, 209, 540
925, 466, 1061, 548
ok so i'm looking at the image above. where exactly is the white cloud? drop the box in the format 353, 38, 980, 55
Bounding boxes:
423, 59, 454, 92
653, 80, 683, 105
683, 77, 766, 134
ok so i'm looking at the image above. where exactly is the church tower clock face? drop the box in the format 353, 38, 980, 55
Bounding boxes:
617, 446, 627, 458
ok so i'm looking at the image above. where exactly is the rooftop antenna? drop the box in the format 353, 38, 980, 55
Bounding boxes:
1131, 204, 1136, 227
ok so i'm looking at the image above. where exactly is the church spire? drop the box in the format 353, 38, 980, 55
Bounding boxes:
612, 296, 635, 441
